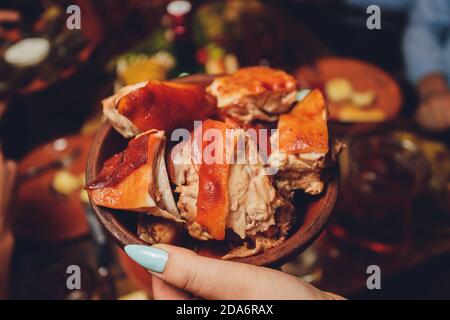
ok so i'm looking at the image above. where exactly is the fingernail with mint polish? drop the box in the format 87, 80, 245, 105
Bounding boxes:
124, 245, 168, 273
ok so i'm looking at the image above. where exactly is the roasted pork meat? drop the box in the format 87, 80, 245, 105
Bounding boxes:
87, 130, 180, 221
103, 80, 217, 138
137, 215, 182, 245
207, 67, 297, 123
89, 66, 337, 260
222, 200, 295, 259
269, 89, 329, 196
170, 119, 285, 242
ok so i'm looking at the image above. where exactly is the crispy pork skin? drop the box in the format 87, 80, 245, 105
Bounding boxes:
207, 67, 297, 123
102, 82, 146, 138
87, 130, 181, 221
103, 80, 216, 138
269, 89, 329, 196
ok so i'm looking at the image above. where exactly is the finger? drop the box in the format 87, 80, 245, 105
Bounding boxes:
125, 244, 329, 300
126, 243, 254, 299
151, 275, 193, 300
152, 244, 258, 299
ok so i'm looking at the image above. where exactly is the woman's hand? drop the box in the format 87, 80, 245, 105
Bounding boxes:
125, 244, 344, 300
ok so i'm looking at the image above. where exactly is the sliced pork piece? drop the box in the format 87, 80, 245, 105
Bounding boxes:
102, 82, 147, 138
222, 236, 285, 260
269, 89, 329, 196
170, 120, 283, 241
207, 67, 297, 123
137, 215, 182, 245
103, 80, 216, 138
222, 201, 295, 259
226, 131, 284, 239
87, 130, 181, 221
269, 152, 326, 196
169, 135, 212, 240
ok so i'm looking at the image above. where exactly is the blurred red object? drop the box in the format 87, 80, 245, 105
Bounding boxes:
116, 246, 153, 298
13, 135, 91, 241
296, 57, 402, 122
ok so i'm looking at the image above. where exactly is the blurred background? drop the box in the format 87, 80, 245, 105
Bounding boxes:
0, 0, 449, 299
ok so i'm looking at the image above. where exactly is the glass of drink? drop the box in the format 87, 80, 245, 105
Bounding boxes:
330, 132, 429, 254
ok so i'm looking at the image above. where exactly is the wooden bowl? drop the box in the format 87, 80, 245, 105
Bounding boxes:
86, 75, 339, 267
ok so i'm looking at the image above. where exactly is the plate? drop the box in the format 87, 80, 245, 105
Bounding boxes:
296, 57, 402, 123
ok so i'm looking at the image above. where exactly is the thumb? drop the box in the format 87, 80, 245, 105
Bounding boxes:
125, 243, 256, 299
124, 244, 331, 300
